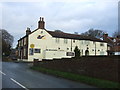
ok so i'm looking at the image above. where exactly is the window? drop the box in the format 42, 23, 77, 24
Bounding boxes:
58, 47, 60, 50
85, 41, 90, 45
92, 49, 94, 51
29, 48, 34, 55
93, 41, 95, 44
100, 51, 104, 55
55, 38, 60, 43
24, 48, 26, 56
64, 39, 68, 44
18, 41, 20, 46
81, 41, 84, 44
19, 50, 21, 56
34, 49, 41, 53
20, 40, 22, 46
100, 43, 104, 46
21, 39, 24, 46
66, 52, 74, 56
24, 38, 26, 45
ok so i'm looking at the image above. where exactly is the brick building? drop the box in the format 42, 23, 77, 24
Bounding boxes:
103, 33, 120, 55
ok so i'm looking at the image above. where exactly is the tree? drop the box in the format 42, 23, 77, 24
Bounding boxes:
74, 46, 80, 58
112, 30, 120, 38
54, 30, 63, 33
74, 32, 79, 35
0, 29, 14, 56
81, 28, 105, 39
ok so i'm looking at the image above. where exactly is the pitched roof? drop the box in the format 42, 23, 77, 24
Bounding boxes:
47, 30, 106, 42
18, 29, 106, 42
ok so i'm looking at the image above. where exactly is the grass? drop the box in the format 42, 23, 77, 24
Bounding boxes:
31, 66, 120, 88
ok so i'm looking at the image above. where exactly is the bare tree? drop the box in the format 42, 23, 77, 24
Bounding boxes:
112, 30, 120, 38
54, 30, 63, 33
0, 29, 14, 56
81, 28, 105, 39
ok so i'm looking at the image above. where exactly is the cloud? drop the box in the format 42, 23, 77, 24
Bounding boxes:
1, 1, 118, 47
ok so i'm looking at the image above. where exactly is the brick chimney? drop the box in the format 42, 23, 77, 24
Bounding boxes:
38, 17, 45, 29
26, 27, 31, 35
103, 33, 108, 41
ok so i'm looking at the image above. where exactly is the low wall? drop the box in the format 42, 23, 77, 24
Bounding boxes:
34, 55, 120, 82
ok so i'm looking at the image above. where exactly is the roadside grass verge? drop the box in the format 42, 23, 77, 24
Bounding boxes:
30, 66, 120, 88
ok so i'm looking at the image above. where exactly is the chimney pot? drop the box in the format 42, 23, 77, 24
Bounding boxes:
38, 17, 45, 29
42, 17, 44, 21
26, 27, 31, 35
40, 17, 42, 21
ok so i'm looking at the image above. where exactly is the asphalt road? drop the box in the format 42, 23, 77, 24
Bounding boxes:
1, 62, 95, 89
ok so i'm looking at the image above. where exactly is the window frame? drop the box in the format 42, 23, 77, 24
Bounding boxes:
34, 49, 41, 53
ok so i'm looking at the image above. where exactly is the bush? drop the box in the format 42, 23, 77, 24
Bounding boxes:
74, 46, 80, 58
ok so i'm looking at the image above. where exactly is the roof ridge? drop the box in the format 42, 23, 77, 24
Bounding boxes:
46, 30, 104, 42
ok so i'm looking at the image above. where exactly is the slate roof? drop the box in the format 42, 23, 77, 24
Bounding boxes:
18, 29, 106, 42
47, 30, 106, 42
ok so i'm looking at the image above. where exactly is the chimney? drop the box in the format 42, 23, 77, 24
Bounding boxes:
103, 33, 108, 41
26, 27, 31, 35
38, 17, 45, 29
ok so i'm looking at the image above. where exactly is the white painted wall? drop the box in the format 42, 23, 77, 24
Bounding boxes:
28, 29, 108, 61
115, 52, 120, 55
28, 29, 52, 61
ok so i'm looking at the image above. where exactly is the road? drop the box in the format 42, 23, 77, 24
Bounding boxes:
1, 62, 95, 89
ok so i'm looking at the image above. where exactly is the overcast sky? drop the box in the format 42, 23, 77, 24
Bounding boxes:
0, 0, 119, 48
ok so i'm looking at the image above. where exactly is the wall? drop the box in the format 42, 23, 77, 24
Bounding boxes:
28, 29, 108, 61
28, 29, 53, 61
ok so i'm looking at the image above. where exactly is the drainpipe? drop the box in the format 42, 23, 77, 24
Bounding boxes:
71, 39, 72, 51
95, 42, 96, 56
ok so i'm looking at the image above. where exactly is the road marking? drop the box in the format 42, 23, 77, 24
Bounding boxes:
0, 70, 6, 75
10, 78, 29, 90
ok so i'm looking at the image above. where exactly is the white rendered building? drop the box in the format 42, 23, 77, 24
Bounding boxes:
17, 17, 108, 62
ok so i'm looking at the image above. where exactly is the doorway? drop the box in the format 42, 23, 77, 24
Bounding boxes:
85, 50, 89, 56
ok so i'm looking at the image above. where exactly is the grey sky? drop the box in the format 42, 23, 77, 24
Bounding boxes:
0, 0, 118, 48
